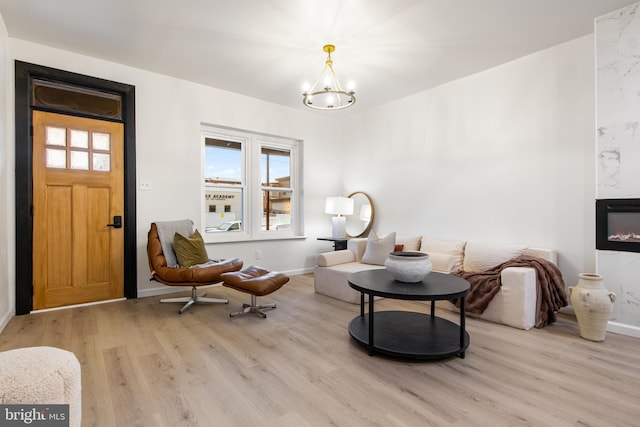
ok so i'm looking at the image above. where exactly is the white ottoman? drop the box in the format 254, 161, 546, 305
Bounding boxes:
0, 346, 81, 427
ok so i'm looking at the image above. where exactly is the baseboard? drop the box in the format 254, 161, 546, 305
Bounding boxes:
0, 307, 14, 336
31, 298, 127, 313
607, 321, 640, 339
138, 267, 315, 299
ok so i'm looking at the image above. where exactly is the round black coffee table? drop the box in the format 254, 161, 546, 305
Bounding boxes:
348, 269, 470, 360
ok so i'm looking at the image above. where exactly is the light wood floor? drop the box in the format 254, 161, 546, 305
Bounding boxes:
1, 274, 639, 426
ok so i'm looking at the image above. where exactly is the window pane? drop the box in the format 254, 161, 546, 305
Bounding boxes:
262, 189, 291, 231
93, 153, 111, 171
46, 127, 66, 146
93, 132, 110, 151
33, 79, 122, 120
204, 187, 243, 232
46, 148, 66, 168
261, 148, 290, 188
70, 129, 89, 148
70, 151, 89, 170
204, 138, 242, 184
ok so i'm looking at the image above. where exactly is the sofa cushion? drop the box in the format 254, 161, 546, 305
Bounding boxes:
316, 250, 355, 267
421, 237, 466, 271
428, 252, 458, 273
463, 241, 528, 272
361, 231, 396, 265
397, 235, 422, 251
314, 262, 385, 303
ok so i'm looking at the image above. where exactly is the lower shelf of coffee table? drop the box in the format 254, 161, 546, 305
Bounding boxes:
348, 310, 469, 360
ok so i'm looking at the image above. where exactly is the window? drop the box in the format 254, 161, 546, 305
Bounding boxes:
44, 125, 111, 171
201, 124, 302, 241
262, 147, 292, 231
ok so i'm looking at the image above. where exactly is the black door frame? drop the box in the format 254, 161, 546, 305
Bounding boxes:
14, 61, 137, 315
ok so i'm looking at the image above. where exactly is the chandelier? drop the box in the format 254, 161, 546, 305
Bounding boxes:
303, 44, 356, 110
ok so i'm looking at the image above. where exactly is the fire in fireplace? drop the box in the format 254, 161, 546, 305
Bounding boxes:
596, 199, 640, 252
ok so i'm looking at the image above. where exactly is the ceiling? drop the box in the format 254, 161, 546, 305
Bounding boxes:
0, 0, 636, 112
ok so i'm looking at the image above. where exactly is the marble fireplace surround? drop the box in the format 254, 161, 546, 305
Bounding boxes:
596, 2, 640, 336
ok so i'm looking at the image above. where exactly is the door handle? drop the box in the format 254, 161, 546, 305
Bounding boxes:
107, 215, 122, 229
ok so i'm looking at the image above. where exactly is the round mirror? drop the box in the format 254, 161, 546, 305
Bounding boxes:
345, 192, 374, 237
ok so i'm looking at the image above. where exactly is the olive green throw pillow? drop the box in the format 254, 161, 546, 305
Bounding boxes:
173, 229, 209, 268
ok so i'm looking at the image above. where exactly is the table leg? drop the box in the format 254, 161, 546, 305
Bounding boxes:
360, 292, 365, 317
368, 293, 375, 356
430, 300, 435, 318
460, 296, 466, 359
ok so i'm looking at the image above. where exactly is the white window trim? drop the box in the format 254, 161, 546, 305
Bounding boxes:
200, 123, 303, 243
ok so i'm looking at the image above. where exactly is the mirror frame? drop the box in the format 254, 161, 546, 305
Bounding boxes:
345, 191, 374, 237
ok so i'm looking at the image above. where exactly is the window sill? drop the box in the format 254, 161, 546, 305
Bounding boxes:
203, 235, 307, 245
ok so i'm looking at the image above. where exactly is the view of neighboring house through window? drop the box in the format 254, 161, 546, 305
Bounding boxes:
202, 125, 301, 241
262, 147, 291, 231
204, 137, 244, 233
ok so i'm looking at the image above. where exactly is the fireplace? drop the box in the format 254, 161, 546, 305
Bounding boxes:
596, 199, 640, 253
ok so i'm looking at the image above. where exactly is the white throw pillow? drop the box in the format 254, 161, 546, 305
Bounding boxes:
397, 235, 422, 251
361, 231, 396, 265
463, 241, 528, 272
420, 237, 466, 271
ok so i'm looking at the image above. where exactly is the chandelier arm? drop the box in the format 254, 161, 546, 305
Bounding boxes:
306, 64, 330, 94
327, 66, 346, 93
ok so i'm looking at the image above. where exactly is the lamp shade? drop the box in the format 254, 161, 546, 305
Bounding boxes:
325, 196, 354, 216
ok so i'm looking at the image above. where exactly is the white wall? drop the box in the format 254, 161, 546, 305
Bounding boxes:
6, 39, 342, 301
339, 35, 596, 288
0, 12, 12, 331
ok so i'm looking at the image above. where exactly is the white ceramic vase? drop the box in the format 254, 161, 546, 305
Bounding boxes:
385, 252, 432, 283
568, 273, 616, 342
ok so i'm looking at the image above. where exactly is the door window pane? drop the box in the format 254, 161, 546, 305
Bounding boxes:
93, 153, 111, 171
70, 129, 89, 148
46, 148, 66, 168
70, 151, 89, 170
46, 127, 66, 146
93, 132, 110, 151
33, 79, 122, 120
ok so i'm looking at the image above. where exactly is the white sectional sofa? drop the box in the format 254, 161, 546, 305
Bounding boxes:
314, 234, 558, 330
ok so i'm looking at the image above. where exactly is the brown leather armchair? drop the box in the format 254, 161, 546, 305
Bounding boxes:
147, 222, 243, 313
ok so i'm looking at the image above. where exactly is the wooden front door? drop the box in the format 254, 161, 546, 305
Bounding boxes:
32, 111, 124, 310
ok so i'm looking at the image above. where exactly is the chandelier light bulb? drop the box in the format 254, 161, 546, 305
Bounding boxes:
324, 75, 332, 89
302, 44, 356, 111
